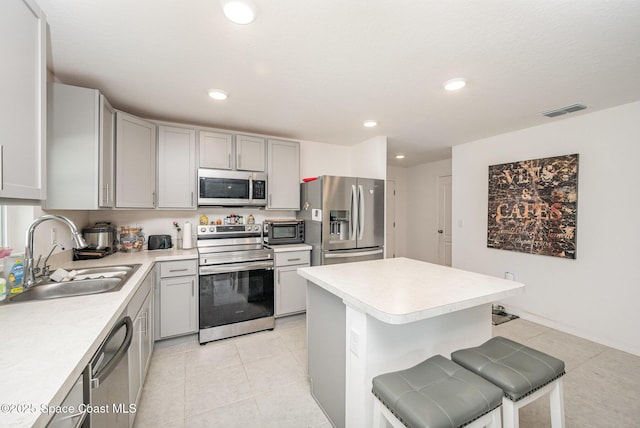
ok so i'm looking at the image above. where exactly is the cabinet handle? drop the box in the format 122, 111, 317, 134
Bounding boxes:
169, 268, 189, 273
191, 191, 194, 206
269, 194, 272, 206
228, 153, 231, 169
0, 145, 3, 190
238, 154, 242, 169
141, 311, 147, 335
277, 271, 280, 285
192, 279, 195, 296
287, 258, 301, 262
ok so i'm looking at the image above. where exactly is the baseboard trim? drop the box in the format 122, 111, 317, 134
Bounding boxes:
499, 305, 640, 357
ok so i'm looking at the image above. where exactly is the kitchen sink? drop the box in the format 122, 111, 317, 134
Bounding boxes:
8, 264, 140, 303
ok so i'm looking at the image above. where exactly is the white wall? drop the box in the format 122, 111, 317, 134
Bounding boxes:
300, 136, 387, 180
299, 139, 352, 179
350, 136, 387, 180
452, 101, 640, 355
4, 206, 91, 268
5, 206, 35, 251
405, 159, 452, 263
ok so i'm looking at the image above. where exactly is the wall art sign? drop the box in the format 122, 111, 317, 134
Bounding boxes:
487, 154, 579, 259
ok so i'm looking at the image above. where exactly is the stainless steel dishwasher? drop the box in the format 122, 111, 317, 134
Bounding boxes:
88, 311, 133, 428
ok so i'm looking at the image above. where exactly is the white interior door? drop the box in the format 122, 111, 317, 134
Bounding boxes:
437, 175, 452, 266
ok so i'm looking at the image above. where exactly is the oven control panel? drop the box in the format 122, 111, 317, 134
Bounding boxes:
197, 223, 262, 238
198, 224, 261, 233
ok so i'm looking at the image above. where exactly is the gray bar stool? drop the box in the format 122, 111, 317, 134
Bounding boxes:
451, 336, 566, 428
371, 354, 504, 428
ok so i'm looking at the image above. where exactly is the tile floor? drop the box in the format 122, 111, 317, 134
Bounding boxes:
133, 315, 330, 428
134, 315, 640, 427
492, 318, 640, 428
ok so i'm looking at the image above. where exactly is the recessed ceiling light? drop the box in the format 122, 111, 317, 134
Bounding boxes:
443, 78, 467, 91
208, 89, 228, 100
222, 0, 255, 24
363, 120, 378, 128
395, 154, 405, 159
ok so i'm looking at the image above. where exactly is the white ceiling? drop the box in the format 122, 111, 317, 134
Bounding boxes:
36, 0, 640, 167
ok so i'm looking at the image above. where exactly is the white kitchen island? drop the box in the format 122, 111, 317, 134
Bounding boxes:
297, 257, 525, 428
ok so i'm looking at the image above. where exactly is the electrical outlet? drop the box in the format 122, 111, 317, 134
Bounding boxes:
51, 228, 57, 245
350, 330, 360, 357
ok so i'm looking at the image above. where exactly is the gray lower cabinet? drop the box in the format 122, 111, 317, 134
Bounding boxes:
127, 270, 154, 427
155, 260, 198, 340
274, 250, 310, 316
307, 284, 346, 428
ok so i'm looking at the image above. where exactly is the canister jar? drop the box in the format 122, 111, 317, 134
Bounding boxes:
120, 227, 145, 252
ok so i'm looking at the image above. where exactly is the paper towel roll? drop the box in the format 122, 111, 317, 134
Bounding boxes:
182, 221, 193, 249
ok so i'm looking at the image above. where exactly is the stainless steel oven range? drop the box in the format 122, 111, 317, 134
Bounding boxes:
197, 223, 274, 344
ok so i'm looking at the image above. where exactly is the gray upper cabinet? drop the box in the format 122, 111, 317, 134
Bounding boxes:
199, 131, 265, 172
45, 83, 115, 209
157, 125, 196, 209
0, 0, 46, 201
116, 111, 157, 208
267, 139, 300, 210
100, 96, 116, 208
199, 131, 233, 169
236, 134, 265, 172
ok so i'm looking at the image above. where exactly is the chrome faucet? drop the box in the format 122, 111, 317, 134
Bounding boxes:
24, 214, 88, 287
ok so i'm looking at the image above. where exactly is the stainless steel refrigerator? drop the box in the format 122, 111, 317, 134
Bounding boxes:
299, 175, 384, 265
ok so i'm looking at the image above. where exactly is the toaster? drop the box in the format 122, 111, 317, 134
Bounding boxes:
148, 235, 172, 250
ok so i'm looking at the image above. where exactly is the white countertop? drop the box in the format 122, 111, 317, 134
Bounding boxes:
297, 257, 525, 325
266, 243, 312, 252
0, 249, 197, 428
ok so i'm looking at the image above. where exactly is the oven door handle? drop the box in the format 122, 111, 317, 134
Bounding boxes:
200, 260, 274, 275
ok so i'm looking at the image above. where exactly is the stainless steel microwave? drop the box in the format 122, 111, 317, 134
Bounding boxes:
263, 219, 305, 245
198, 168, 267, 206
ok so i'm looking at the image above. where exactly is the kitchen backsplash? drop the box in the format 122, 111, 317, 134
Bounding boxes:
88, 208, 298, 243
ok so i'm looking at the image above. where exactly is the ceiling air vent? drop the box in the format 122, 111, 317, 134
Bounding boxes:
542, 104, 587, 118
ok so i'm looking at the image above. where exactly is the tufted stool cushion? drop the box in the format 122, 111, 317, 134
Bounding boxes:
451, 336, 565, 401
372, 355, 503, 428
